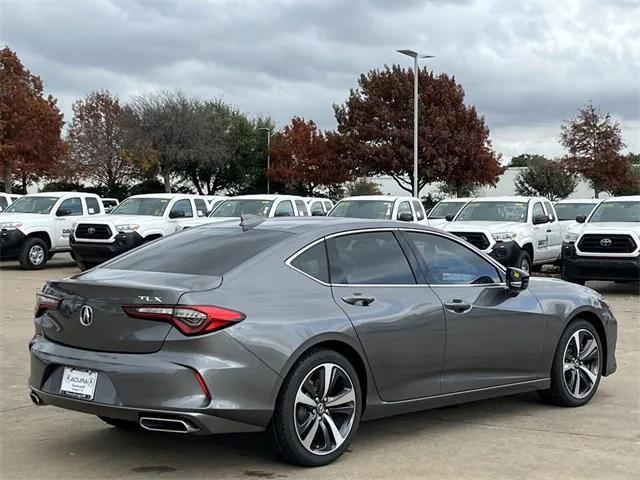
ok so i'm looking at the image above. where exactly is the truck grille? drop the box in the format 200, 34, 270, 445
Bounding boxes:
578, 234, 637, 254
452, 232, 490, 250
75, 224, 112, 240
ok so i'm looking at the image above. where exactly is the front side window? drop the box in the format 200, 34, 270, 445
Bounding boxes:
554, 203, 597, 221
111, 197, 170, 216
589, 201, 639, 223
330, 231, 415, 285
428, 201, 465, 219
456, 201, 528, 223
211, 199, 273, 217
85, 197, 100, 215
328, 200, 394, 220
295, 200, 309, 216
310, 201, 324, 215
406, 232, 502, 285
169, 199, 193, 218
397, 201, 413, 220
532, 202, 546, 221
290, 241, 329, 283
274, 200, 295, 217
58, 197, 83, 216
4, 196, 60, 214
412, 200, 425, 220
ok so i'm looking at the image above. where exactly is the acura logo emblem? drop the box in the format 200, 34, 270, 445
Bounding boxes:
80, 305, 93, 326
600, 238, 612, 247
87, 227, 96, 235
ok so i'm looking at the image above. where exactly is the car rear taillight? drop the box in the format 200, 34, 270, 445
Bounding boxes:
35, 292, 61, 315
122, 305, 245, 336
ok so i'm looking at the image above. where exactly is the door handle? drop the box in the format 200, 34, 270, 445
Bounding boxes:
444, 300, 472, 313
546, 229, 552, 233
342, 294, 376, 307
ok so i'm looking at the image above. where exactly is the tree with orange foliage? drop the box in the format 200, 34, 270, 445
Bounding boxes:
269, 117, 352, 195
0, 47, 66, 193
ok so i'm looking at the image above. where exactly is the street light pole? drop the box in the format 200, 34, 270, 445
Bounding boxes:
259, 127, 271, 194
397, 50, 434, 198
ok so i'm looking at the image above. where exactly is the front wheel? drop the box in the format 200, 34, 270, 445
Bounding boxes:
538, 319, 602, 407
515, 250, 531, 273
267, 350, 362, 466
18, 237, 49, 270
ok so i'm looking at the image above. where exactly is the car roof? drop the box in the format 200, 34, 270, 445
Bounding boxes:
554, 198, 601, 204
602, 195, 640, 202
226, 194, 305, 200
467, 196, 537, 202
128, 193, 191, 199
436, 197, 472, 203
20, 191, 99, 198
340, 195, 417, 202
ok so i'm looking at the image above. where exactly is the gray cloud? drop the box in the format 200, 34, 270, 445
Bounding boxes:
1, 0, 638, 158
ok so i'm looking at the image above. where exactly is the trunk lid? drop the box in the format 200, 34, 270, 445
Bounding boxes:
40, 269, 222, 353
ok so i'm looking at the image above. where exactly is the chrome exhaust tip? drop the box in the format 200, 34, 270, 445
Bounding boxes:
29, 391, 41, 406
139, 417, 199, 434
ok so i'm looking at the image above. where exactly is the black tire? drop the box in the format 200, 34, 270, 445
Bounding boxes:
515, 250, 532, 273
75, 257, 98, 271
99, 416, 141, 430
538, 319, 603, 407
530, 263, 543, 273
18, 237, 49, 270
561, 264, 585, 285
267, 349, 362, 467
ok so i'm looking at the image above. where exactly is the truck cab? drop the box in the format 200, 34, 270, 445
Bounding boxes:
328, 195, 429, 225
562, 196, 639, 284
442, 196, 561, 273
0, 192, 104, 269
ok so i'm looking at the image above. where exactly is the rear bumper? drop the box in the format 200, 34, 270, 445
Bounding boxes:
69, 231, 144, 263
0, 229, 26, 259
562, 242, 640, 281
28, 331, 280, 434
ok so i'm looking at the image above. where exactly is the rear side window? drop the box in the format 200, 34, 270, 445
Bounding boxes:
85, 197, 100, 215
412, 200, 425, 220
329, 231, 415, 285
544, 201, 556, 222
194, 199, 208, 217
0, 197, 7, 210
295, 200, 309, 216
105, 227, 293, 276
290, 241, 329, 283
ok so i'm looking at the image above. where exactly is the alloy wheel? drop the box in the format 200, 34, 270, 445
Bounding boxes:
520, 258, 530, 273
294, 363, 357, 455
29, 245, 45, 266
562, 329, 599, 399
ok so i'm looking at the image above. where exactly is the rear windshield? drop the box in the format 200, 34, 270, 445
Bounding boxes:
104, 227, 293, 276
328, 200, 394, 219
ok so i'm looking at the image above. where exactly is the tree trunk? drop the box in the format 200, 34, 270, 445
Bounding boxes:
21, 172, 28, 194
3, 162, 12, 194
162, 169, 171, 193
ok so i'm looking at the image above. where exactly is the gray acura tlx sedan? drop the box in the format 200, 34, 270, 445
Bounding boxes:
29, 217, 617, 466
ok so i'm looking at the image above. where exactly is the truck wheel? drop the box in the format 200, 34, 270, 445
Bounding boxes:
561, 264, 585, 286
515, 250, 531, 273
75, 256, 97, 271
18, 238, 49, 270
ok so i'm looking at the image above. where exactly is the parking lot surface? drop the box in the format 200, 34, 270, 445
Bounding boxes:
1, 254, 638, 479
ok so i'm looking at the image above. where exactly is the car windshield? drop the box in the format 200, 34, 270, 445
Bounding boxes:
589, 201, 639, 223
4, 196, 60, 214
456, 201, 528, 223
328, 200, 394, 219
554, 203, 597, 221
110, 197, 170, 216
429, 201, 465, 219
210, 199, 273, 217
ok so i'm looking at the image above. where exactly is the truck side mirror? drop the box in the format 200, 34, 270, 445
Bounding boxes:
533, 214, 549, 225
56, 208, 72, 217
169, 210, 186, 219
445, 214, 454, 221
575, 215, 586, 223
398, 212, 414, 222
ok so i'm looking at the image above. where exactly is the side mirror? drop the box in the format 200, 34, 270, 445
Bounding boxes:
533, 214, 549, 225
575, 215, 586, 224
506, 267, 529, 291
445, 214, 454, 222
311, 210, 325, 216
169, 210, 186, 219
398, 212, 414, 222
56, 208, 72, 217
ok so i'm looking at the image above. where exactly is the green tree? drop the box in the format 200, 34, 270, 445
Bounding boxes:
344, 178, 382, 196
514, 157, 577, 201
508, 153, 547, 168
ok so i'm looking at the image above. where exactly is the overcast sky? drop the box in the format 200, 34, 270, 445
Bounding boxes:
1, 0, 638, 160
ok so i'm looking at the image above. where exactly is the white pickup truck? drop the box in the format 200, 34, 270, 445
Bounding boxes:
0, 192, 105, 269
69, 193, 209, 269
561, 195, 639, 284
328, 195, 429, 224
442, 196, 562, 273
180, 194, 311, 229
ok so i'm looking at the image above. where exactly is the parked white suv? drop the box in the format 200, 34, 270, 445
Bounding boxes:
562, 196, 639, 284
181, 194, 310, 229
427, 198, 471, 229
69, 194, 206, 270
0, 193, 22, 212
328, 195, 429, 224
442, 196, 561, 272
0, 192, 105, 269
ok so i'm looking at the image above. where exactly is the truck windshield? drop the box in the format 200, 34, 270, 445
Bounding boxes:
210, 199, 273, 217
429, 201, 465, 219
589, 201, 639, 223
111, 198, 170, 216
456, 202, 528, 223
4, 196, 60, 214
554, 203, 597, 221
328, 200, 394, 219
